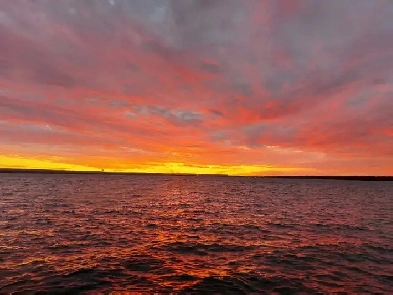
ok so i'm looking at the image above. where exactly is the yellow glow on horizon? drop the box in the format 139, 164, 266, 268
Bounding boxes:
106, 162, 305, 175
0, 155, 307, 175
0, 155, 98, 171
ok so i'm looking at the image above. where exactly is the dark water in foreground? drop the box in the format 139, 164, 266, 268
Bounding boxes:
1, 174, 393, 293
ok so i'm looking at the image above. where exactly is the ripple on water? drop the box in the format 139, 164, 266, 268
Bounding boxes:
0, 174, 393, 293
181, 274, 314, 294
159, 241, 256, 255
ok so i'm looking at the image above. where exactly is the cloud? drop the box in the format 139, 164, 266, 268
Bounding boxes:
0, 0, 392, 175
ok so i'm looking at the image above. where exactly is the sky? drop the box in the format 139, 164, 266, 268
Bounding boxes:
0, 0, 392, 176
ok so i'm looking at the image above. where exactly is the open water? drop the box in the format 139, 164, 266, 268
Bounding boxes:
0, 174, 392, 293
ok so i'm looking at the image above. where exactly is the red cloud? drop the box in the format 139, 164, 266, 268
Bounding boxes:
0, 0, 392, 175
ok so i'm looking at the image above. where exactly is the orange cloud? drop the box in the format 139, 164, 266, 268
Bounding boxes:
0, 0, 392, 175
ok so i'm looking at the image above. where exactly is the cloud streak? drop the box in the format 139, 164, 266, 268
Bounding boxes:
0, 0, 392, 175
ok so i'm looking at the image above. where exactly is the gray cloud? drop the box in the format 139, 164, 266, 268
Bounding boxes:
200, 60, 221, 74
210, 109, 223, 116
1, 0, 392, 167
132, 105, 205, 127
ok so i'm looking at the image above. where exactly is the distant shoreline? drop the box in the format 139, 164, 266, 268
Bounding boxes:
0, 168, 392, 181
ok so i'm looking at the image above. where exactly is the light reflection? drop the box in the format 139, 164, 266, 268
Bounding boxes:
0, 175, 392, 293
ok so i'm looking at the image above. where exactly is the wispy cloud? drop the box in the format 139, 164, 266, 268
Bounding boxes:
0, 0, 392, 174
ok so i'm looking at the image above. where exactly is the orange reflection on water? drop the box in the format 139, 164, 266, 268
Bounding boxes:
0, 175, 392, 293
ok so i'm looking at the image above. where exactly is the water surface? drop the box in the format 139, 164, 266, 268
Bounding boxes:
1, 174, 392, 293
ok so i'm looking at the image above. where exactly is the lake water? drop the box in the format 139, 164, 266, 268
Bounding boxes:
1, 174, 393, 293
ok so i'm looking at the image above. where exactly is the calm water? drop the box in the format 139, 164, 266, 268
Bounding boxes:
1, 174, 393, 293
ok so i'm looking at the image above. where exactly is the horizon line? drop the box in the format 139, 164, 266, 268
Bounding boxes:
0, 168, 392, 180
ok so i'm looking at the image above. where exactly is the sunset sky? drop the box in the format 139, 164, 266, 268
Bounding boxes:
0, 0, 392, 175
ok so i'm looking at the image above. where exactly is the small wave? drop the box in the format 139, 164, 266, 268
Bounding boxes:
121, 254, 170, 275
180, 276, 251, 294
146, 223, 158, 228
313, 223, 371, 231
65, 268, 97, 278
181, 274, 314, 293
365, 244, 393, 254
160, 241, 255, 255
270, 223, 296, 229
47, 243, 73, 250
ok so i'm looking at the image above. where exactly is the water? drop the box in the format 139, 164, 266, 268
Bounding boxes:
1, 174, 392, 293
